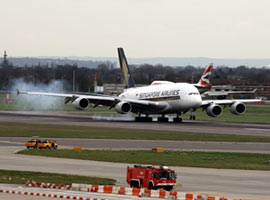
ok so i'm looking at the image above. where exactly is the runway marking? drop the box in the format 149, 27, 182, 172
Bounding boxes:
0, 141, 23, 145
245, 128, 270, 132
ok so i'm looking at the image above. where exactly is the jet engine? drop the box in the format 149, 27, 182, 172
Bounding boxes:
206, 103, 222, 117
72, 97, 89, 110
115, 101, 132, 114
230, 102, 246, 115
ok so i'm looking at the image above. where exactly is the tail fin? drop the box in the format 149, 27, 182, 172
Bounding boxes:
117, 48, 136, 88
197, 63, 213, 89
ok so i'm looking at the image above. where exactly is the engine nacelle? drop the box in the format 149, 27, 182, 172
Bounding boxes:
72, 97, 89, 110
206, 103, 223, 117
115, 101, 132, 114
230, 102, 246, 115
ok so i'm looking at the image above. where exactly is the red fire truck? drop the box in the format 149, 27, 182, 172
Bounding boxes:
126, 165, 176, 191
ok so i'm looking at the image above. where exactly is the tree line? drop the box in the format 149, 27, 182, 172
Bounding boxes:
1, 61, 270, 92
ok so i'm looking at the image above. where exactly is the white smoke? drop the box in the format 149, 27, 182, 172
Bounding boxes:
10, 78, 67, 111
8, 79, 136, 121
92, 112, 134, 121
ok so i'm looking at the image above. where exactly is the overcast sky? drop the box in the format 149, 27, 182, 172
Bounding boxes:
1, 0, 270, 58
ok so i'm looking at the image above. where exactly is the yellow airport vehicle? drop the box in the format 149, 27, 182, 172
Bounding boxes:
25, 139, 41, 149
37, 140, 58, 149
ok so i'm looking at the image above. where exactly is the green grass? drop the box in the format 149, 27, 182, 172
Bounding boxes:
188, 106, 270, 123
0, 169, 115, 185
1, 121, 270, 142
18, 150, 270, 171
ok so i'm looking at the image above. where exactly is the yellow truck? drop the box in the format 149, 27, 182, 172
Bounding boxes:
37, 140, 58, 149
25, 139, 41, 149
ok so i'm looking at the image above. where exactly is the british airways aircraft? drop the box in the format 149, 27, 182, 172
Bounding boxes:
149, 63, 213, 96
193, 63, 213, 93
17, 48, 261, 122
191, 64, 256, 100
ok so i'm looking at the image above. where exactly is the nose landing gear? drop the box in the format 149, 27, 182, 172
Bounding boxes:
189, 111, 196, 120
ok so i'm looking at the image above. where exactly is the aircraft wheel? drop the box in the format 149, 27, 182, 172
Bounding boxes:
173, 118, 182, 123
157, 117, 169, 122
135, 117, 152, 122
164, 186, 173, 191
148, 182, 154, 190
145, 117, 152, 122
135, 117, 142, 122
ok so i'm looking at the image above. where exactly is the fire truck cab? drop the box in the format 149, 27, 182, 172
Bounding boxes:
126, 165, 176, 191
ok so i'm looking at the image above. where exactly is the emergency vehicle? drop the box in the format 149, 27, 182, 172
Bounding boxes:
126, 165, 176, 191
25, 139, 41, 149
37, 140, 58, 149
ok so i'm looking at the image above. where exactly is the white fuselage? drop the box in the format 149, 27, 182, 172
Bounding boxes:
119, 83, 202, 114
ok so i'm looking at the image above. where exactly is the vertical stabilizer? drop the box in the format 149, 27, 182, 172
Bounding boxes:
118, 48, 136, 88
197, 63, 213, 89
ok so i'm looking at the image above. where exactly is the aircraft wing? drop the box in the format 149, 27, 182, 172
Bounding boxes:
201, 99, 261, 107
203, 89, 257, 97
17, 90, 168, 112
18, 91, 74, 98
18, 90, 119, 106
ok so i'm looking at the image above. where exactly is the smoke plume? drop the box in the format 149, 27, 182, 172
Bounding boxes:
10, 78, 67, 111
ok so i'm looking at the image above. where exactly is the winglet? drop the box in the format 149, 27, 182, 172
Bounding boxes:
16, 89, 20, 96
197, 63, 213, 89
117, 48, 136, 88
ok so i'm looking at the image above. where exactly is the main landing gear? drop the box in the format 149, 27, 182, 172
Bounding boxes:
135, 116, 153, 122
135, 113, 153, 122
173, 113, 182, 123
157, 114, 169, 122
135, 113, 183, 123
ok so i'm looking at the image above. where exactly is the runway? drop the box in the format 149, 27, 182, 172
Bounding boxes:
0, 110, 269, 137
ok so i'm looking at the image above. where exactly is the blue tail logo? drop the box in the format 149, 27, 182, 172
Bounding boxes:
118, 48, 136, 88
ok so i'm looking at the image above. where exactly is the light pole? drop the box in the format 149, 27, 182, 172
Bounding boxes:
73, 70, 75, 92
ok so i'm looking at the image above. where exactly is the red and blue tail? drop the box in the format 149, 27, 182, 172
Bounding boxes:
197, 63, 213, 89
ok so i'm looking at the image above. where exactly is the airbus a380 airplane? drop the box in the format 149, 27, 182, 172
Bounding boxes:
17, 48, 261, 122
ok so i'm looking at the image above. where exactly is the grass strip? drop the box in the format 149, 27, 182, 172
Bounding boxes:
18, 150, 270, 171
0, 169, 115, 185
0, 121, 270, 142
